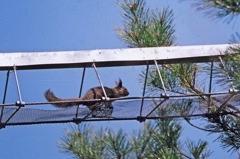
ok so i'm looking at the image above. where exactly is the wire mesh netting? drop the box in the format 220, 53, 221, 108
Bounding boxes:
1, 94, 239, 127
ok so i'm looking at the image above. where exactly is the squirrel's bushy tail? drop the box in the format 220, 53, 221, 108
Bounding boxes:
44, 89, 81, 107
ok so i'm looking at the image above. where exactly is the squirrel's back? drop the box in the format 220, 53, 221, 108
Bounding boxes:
44, 79, 129, 108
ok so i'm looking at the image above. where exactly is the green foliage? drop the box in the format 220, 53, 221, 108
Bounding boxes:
128, 122, 153, 159
116, 0, 175, 47
146, 108, 183, 158
186, 0, 240, 22
104, 129, 131, 159
153, 108, 182, 149
147, 147, 182, 159
59, 125, 106, 159
59, 106, 212, 159
206, 112, 240, 152
60, 118, 212, 159
186, 140, 212, 159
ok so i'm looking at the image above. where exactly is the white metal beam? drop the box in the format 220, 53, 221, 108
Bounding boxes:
0, 44, 233, 70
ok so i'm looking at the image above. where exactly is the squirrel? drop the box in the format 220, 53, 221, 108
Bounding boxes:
44, 79, 129, 111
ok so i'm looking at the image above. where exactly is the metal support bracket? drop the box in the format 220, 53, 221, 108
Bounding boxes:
92, 62, 110, 101
73, 118, 82, 124
154, 60, 169, 99
13, 66, 25, 107
0, 66, 26, 128
0, 123, 6, 129
137, 116, 146, 123
0, 70, 10, 125
75, 67, 86, 119
208, 61, 213, 112
139, 64, 149, 117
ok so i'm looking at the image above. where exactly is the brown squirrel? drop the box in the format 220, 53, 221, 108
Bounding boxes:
44, 79, 129, 111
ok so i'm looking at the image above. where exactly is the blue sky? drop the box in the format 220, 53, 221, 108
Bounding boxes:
0, 0, 239, 159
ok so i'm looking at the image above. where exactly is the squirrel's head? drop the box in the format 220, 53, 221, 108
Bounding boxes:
114, 79, 129, 97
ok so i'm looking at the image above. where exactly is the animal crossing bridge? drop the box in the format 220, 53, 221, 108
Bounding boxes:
0, 44, 239, 128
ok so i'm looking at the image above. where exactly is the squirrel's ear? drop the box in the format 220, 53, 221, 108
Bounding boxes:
115, 79, 122, 87
118, 79, 122, 87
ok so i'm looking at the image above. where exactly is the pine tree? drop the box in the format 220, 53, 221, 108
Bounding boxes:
59, 117, 211, 159
184, 0, 240, 152
117, 0, 240, 154
59, 0, 213, 158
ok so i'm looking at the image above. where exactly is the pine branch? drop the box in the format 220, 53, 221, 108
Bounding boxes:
186, 0, 240, 22
116, 0, 175, 47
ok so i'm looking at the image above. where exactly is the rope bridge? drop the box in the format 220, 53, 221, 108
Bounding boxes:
0, 44, 239, 128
